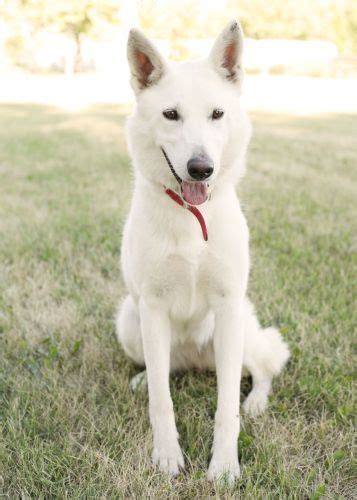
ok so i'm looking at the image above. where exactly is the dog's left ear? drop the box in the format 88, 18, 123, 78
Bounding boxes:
209, 20, 244, 87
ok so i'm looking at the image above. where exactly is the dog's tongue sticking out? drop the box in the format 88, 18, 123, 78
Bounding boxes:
181, 181, 208, 206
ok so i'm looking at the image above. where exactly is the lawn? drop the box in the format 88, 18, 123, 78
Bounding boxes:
0, 103, 355, 498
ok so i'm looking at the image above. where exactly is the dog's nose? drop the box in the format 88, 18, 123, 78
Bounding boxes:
187, 156, 214, 180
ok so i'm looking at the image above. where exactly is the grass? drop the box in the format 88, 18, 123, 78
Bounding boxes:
0, 103, 355, 498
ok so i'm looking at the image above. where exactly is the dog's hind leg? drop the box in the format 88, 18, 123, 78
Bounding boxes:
116, 296, 149, 392
242, 299, 290, 416
116, 295, 145, 366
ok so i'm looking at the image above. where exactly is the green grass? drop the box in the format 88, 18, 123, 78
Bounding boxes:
0, 103, 355, 498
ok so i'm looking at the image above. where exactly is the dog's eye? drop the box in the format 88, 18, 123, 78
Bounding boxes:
212, 109, 224, 120
163, 109, 179, 121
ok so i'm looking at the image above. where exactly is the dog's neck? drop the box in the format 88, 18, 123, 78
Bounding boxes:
163, 186, 209, 241
132, 173, 215, 241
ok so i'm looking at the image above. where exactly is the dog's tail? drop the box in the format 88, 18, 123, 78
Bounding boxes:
255, 326, 290, 377
242, 300, 290, 379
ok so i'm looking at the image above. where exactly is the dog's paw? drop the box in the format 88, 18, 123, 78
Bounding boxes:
152, 445, 185, 476
130, 370, 147, 393
207, 457, 240, 485
243, 391, 268, 417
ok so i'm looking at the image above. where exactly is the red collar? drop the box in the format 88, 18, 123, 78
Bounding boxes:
165, 187, 208, 241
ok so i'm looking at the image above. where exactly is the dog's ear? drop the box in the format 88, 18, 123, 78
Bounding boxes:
127, 29, 166, 95
209, 20, 244, 87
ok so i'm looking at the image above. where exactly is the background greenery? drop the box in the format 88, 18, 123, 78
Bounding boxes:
2, 0, 357, 70
0, 104, 355, 497
141, 0, 357, 56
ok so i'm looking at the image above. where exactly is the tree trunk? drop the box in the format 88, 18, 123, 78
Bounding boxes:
73, 31, 82, 73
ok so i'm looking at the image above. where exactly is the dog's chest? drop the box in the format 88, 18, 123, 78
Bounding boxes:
147, 240, 230, 325
166, 252, 207, 322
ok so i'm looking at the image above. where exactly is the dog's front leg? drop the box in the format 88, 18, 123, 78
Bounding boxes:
139, 298, 184, 476
208, 300, 244, 483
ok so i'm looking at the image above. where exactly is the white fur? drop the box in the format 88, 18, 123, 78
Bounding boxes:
116, 20, 290, 483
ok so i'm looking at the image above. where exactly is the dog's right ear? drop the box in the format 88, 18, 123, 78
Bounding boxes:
127, 29, 166, 96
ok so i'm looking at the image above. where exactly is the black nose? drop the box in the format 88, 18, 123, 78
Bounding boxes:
187, 156, 214, 180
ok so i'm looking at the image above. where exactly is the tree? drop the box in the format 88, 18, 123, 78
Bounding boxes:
2, 0, 120, 72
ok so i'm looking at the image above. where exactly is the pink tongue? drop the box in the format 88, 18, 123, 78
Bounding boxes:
181, 181, 208, 206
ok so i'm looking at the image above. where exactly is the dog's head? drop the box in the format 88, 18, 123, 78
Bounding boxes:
126, 20, 251, 205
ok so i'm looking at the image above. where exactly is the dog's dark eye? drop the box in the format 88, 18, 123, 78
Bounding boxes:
163, 109, 179, 121
212, 109, 224, 120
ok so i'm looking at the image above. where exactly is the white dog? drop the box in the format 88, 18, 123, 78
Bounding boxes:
116, 20, 290, 483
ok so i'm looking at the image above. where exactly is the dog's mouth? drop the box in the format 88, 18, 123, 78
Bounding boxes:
160, 147, 209, 206
181, 181, 208, 206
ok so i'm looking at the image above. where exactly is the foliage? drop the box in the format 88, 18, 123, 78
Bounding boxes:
3, 0, 119, 38
2, 0, 120, 71
1, 0, 356, 71
139, 0, 357, 55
